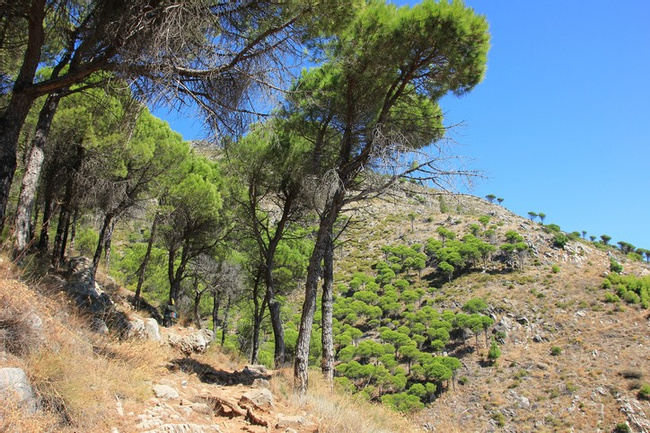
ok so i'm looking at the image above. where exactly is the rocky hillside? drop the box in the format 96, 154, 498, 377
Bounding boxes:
332, 186, 650, 433
1, 185, 649, 433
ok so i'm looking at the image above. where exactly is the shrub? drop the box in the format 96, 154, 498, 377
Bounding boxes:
610, 258, 623, 274
552, 233, 569, 248
381, 392, 424, 413
551, 264, 560, 274
614, 422, 631, 433
638, 384, 650, 400
488, 340, 501, 363
491, 411, 506, 427
550, 346, 562, 356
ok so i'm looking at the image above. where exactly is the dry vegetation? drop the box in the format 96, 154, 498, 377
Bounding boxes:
0, 253, 423, 433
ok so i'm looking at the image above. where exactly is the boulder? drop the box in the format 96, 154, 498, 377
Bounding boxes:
252, 378, 270, 389
169, 329, 214, 354
239, 388, 273, 410
0, 367, 39, 413
144, 318, 162, 341
153, 384, 179, 400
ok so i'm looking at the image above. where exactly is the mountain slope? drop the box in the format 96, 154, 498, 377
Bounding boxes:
331, 186, 650, 432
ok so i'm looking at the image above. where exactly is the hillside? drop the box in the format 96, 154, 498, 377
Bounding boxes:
332, 186, 650, 432
1, 186, 650, 433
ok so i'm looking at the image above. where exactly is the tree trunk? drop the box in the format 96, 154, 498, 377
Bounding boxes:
321, 233, 335, 386
92, 212, 114, 278
134, 212, 159, 306
30, 200, 39, 244
68, 207, 78, 255
221, 295, 231, 347
168, 241, 189, 304
250, 267, 265, 364
38, 152, 59, 252
268, 297, 285, 368
192, 276, 203, 329
104, 219, 115, 271
12, 91, 62, 259
52, 190, 72, 268
212, 290, 221, 340
51, 145, 82, 268
0, 0, 47, 232
294, 189, 344, 394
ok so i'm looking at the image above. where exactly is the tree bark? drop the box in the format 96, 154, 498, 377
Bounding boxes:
294, 189, 344, 394
12, 91, 62, 259
134, 212, 159, 306
221, 295, 232, 347
0, 0, 47, 233
192, 276, 204, 329
92, 212, 114, 278
212, 289, 221, 340
321, 233, 335, 386
250, 267, 265, 364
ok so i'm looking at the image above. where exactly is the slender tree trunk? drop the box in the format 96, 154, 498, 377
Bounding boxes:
221, 295, 231, 347
134, 212, 159, 306
104, 219, 115, 271
51, 145, 82, 268
92, 212, 114, 278
212, 289, 221, 340
0, 0, 47, 232
52, 190, 72, 268
168, 241, 189, 304
294, 190, 344, 394
250, 267, 265, 364
38, 161, 58, 252
321, 233, 335, 386
268, 295, 285, 367
12, 91, 62, 259
68, 207, 78, 255
192, 276, 203, 329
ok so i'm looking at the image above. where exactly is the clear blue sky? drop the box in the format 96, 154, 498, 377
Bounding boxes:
157, 1, 650, 249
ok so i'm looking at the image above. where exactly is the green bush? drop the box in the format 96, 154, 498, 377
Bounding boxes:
610, 258, 623, 274
638, 384, 650, 400
552, 233, 569, 248
613, 422, 631, 433
550, 346, 562, 356
488, 340, 501, 363
381, 392, 424, 413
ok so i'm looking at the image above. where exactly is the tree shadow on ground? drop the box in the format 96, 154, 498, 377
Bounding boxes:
169, 358, 270, 386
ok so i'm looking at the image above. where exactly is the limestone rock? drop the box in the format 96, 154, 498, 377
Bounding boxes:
144, 318, 162, 341
169, 329, 214, 354
153, 384, 180, 400
252, 378, 270, 389
0, 367, 39, 413
240, 388, 273, 410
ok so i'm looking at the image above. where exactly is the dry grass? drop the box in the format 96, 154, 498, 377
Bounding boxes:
269, 367, 423, 433
0, 257, 171, 432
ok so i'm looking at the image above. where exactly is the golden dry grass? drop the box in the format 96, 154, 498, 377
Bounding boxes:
0, 256, 172, 432
269, 367, 423, 433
